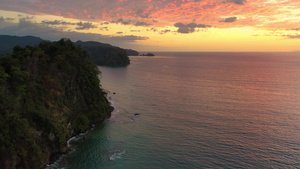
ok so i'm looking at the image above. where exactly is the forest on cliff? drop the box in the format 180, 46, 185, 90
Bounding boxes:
0, 39, 112, 169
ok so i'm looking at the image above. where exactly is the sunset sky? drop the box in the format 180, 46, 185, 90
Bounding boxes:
0, 0, 300, 51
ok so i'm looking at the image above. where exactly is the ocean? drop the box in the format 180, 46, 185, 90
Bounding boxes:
54, 52, 300, 168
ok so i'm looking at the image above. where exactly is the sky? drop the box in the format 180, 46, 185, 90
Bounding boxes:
0, 0, 300, 52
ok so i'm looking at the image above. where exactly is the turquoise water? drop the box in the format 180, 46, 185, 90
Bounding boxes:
55, 52, 300, 168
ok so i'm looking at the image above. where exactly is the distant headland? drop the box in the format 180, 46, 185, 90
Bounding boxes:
140, 53, 155, 56
0, 35, 130, 67
124, 49, 155, 57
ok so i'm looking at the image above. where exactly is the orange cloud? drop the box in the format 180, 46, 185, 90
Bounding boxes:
0, 0, 299, 31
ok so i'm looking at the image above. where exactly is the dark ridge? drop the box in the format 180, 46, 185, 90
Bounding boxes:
76, 40, 130, 67
0, 35, 131, 67
125, 49, 140, 56
0, 35, 44, 57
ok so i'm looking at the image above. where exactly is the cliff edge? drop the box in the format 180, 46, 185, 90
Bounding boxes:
0, 39, 112, 169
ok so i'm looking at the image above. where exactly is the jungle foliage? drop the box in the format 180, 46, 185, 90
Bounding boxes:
0, 39, 112, 169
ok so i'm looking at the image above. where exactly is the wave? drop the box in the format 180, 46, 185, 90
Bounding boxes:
109, 149, 126, 161
46, 124, 95, 169
107, 94, 121, 122
45, 155, 65, 169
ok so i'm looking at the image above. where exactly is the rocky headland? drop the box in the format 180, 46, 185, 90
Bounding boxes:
0, 39, 113, 168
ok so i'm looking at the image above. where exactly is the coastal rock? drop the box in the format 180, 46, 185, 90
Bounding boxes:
141, 53, 155, 56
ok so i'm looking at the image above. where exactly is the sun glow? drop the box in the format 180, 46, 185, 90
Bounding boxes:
0, 0, 300, 51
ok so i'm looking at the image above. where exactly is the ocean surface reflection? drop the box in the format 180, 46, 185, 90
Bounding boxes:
57, 52, 300, 168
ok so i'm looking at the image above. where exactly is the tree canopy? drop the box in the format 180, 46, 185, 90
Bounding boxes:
0, 39, 112, 169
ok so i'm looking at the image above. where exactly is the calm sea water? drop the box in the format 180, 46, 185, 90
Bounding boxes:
55, 52, 300, 169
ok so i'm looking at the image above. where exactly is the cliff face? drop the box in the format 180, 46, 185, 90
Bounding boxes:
0, 39, 112, 169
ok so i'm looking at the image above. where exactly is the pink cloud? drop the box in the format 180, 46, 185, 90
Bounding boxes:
0, 0, 299, 30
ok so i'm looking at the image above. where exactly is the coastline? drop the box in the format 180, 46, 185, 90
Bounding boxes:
43, 53, 300, 169
45, 93, 115, 169
45, 119, 112, 169
46, 125, 96, 169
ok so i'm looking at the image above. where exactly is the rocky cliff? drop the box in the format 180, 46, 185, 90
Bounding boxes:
0, 39, 112, 169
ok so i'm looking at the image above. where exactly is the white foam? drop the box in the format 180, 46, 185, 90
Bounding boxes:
109, 149, 126, 161
67, 136, 79, 149
107, 94, 122, 122
45, 154, 66, 169
108, 98, 115, 106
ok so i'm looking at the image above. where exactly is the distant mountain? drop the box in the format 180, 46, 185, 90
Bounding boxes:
0, 35, 44, 57
125, 49, 140, 56
76, 41, 130, 67
0, 35, 131, 67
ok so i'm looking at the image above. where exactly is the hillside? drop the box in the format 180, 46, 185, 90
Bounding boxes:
0, 35, 44, 57
0, 39, 112, 169
0, 35, 130, 67
76, 40, 130, 67
125, 49, 140, 56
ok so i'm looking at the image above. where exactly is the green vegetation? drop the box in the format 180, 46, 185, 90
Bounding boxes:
0, 39, 112, 169
76, 41, 130, 67
0, 35, 44, 57
0, 35, 131, 67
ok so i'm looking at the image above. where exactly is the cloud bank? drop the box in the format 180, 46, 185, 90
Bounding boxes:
226, 0, 247, 5
219, 17, 237, 23
174, 22, 211, 34
0, 0, 299, 52
0, 0, 294, 29
0, 19, 149, 48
